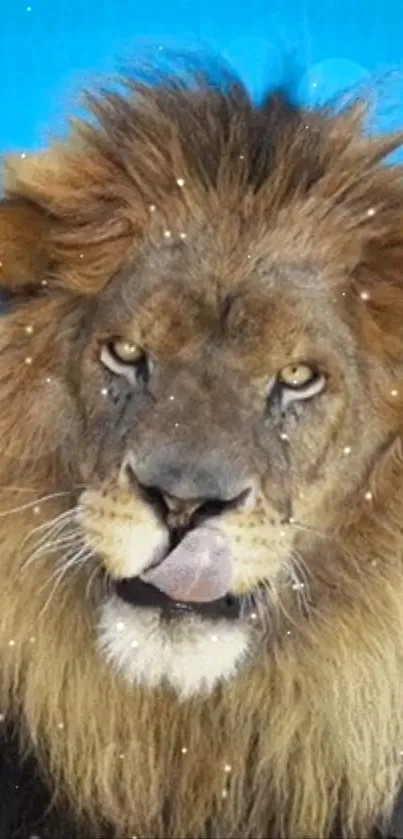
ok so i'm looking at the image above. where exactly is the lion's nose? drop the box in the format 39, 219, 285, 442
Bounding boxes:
122, 449, 255, 528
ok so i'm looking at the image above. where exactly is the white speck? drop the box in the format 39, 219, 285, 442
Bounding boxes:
41, 279, 48, 286
116, 621, 125, 631
391, 389, 398, 397
176, 178, 185, 187
292, 581, 305, 590
101, 387, 108, 396
79, 253, 84, 259
247, 253, 251, 259
20, 153, 27, 159
286, 630, 291, 636
25, 356, 33, 365
222, 789, 228, 798
181, 746, 188, 754
312, 81, 318, 88
45, 377, 52, 384
367, 207, 376, 217
58, 722, 64, 729
8, 640, 15, 647
280, 432, 289, 441
280, 529, 286, 537
211, 634, 218, 642
341, 291, 346, 297
250, 612, 257, 620
163, 230, 172, 239
26, 5, 32, 10
33, 505, 41, 515
343, 446, 351, 455
174, 422, 180, 428
360, 290, 370, 301
400, 749, 403, 756
149, 204, 156, 213
179, 232, 187, 240
169, 395, 175, 401
239, 154, 245, 160
119, 753, 125, 759
364, 491, 373, 501
25, 325, 33, 335
288, 516, 296, 524
224, 763, 232, 773
131, 640, 139, 649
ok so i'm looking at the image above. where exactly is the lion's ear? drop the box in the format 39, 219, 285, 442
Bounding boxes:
0, 153, 56, 293
0, 196, 51, 292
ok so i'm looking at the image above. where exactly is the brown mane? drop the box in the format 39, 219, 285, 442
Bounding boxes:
1, 58, 403, 837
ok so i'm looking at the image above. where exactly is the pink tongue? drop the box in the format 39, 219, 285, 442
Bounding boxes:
140, 526, 232, 603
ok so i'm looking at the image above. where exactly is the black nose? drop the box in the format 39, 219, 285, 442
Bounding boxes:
123, 449, 254, 528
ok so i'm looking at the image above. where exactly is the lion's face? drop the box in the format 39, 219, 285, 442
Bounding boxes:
64, 234, 383, 695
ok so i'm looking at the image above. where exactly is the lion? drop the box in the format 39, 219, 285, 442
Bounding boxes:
1, 55, 403, 839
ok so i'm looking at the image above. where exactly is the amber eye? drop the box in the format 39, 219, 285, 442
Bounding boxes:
100, 339, 148, 381
278, 363, 317, 389
109, 339, 143, 365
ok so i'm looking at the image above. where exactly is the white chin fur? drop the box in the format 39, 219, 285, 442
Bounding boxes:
98, 595, 251, 698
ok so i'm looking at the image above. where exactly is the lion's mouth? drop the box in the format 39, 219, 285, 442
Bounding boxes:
114, 576, 244, 621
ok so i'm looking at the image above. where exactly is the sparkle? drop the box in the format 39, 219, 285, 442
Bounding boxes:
367, 207, 376, 217
176, 178, 185, 187
239, 154, 245, 160
224, 763, 232, 773
181, 747, 188, 754
250, 612, 257, 620
211, 634, 218, 642
33, 505, 41, 515
79, 253, 84, 259
149, 204, 156, 212
25, 325, 34, 335
391, 389, 398, 397
280, 432, 289, 441
26, 5, 32, 10
286, 630, 291, 636
41, 279, 48, 286
119, 753, 125, 759
179, 232, 187, 240
247, 253, 251, 259
341, 291, 346, 297
8, 640, 15, 647
25, 356, 33, 365
288, 516, 296, 524
163, 230, 172, 239
359, 290, 370, 301
400, 750, 403, 756
169, 395, 175, 401
58, 722, 64, 729
174, 422, 180, 428
20, 153, 27, 159
343, 446, 351, 455
101, 387, 108, 396
131, 640, 139, 649
280, 529, 286, 537
364, 491, 373, 501
116, 621, 125, 631
312, 81, 318, 88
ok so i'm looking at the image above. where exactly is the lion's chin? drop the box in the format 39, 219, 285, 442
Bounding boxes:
97, 595, 252, 698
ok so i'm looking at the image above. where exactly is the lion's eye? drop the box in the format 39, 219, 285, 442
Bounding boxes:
100, 340, 148, 381
109, 339, 143, 365
278, 363, 317, 389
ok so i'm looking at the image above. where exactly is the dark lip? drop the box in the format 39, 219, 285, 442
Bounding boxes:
114, 576, 254, 621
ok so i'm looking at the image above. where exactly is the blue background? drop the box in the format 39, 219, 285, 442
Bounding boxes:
1, 0, 403, 155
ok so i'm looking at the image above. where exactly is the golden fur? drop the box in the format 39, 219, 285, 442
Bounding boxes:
1, 57, 403, 837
